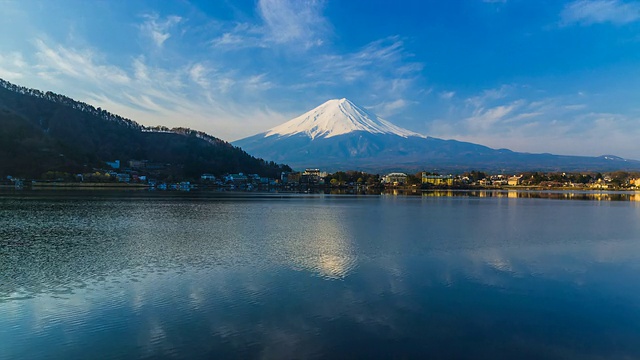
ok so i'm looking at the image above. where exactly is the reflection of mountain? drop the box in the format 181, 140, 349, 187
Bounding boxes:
234, 98, 640, 172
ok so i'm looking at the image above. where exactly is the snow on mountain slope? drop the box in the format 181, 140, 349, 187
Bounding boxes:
264, 98, 425, 139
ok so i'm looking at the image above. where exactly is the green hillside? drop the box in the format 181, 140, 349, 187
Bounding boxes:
0, 79, 290, 179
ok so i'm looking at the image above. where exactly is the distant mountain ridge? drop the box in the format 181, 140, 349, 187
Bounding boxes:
234, 99, 640, 172
0, 78, 290, 178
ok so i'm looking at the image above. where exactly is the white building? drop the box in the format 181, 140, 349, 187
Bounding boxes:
382, 173, 408, 185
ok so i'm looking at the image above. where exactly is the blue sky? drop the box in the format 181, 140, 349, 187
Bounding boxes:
1, 0, 639, 158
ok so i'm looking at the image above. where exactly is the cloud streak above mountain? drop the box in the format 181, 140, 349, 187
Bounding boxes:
561, 0, 640, 25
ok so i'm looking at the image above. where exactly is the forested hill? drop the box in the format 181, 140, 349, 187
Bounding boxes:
0, 78, 291, 179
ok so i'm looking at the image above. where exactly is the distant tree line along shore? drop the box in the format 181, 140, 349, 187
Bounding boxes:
4, 166, 639, 192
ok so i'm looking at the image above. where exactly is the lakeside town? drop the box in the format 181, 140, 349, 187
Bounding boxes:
2, 158, 640, 192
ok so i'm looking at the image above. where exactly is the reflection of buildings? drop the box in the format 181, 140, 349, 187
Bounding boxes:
421, 190, 454, 198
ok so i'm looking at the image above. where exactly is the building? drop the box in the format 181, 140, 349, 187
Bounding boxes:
115, 173, 130, 183
383, 173, 408, 185
225, 173, 248, 185
589, 179, 612, 189
106, 160, 120, 169
301, 169, 326, 185
287, 172, 302, 184
304, 169, 321, 176
201, 174, 216, 181
422, 174, 454, 186
128, 160, 147, 169
507, 175, 523, 186
303, 169, 328, 177
492, 178, 508, 186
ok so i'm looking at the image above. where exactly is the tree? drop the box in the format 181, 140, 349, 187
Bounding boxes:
406, 174, 420, 185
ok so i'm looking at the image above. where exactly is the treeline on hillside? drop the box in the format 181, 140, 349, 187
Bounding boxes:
0, 78, 291, 179
0, 78, 140, 130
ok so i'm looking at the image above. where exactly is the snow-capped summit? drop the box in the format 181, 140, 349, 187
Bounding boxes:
264, 98, 424, 140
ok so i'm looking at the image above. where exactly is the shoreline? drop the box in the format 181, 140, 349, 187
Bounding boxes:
30, 182, 149, 190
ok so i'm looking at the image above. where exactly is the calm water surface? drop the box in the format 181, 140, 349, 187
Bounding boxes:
1, 191, 640, 359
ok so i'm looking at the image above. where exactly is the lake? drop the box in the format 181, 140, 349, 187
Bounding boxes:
1, 190, 640, 359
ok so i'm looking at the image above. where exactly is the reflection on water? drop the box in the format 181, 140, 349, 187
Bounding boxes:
278, 207, 357, 279
1, 192, 640, 359
0, 195, 358, 302
411, 189, 640, 202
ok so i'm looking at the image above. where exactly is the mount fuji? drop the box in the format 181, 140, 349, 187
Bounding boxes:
263, 98, 422, 140
233, 99, 639, 172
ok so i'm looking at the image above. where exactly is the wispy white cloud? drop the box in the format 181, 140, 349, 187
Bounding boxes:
209, 23, 266, 50
561, 0, 640, 26
440, 91, 455, 100
0, 52, 27, 80
33, 39, 130, 85
352, 37, 405, 64
245, 73, 273, 92
209, 1, 329, 51
198, 4, 424, 132
425, 85, 640, 158
11, 38, 286, 141
465, 85, 512, 107
371, 99, 411, 117
132, 57, 150, 82
564, 104, 588, 110
188, 63, 211, 89
210, 32, 244, 47
466, 101, 522, 131
139, 14, 182, 47
312, 37, 421, 90
258, 0, 329, 48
